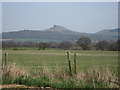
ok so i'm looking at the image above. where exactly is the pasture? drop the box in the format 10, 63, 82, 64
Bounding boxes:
2, 48, 119, 88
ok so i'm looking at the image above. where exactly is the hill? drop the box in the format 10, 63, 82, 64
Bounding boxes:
92, 28, 119, 41
1, 25, 119, 42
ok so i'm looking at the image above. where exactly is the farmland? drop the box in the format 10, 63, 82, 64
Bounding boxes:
2, 48, 119, 88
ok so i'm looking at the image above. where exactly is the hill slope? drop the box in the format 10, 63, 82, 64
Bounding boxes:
92, 28, 119, 41
2, 25, 119, 42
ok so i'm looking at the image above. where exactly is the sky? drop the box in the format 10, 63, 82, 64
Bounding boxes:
2, 2, 118, 33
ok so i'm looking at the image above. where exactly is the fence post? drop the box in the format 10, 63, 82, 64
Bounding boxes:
67, 51, 72, 76
2, 55, 3, 70
4, 53, 7, 67
74, 53, 77, 74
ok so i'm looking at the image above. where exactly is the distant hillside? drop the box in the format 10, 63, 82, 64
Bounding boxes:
92, 28, 119, 41
1, 25, 119, 42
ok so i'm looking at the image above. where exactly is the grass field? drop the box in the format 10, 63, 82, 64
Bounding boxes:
2, 48, 119, 88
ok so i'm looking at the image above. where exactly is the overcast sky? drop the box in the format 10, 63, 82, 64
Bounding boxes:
2, 2, 118, 33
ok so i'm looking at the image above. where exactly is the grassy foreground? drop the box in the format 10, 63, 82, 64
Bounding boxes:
2, 48, 119, 88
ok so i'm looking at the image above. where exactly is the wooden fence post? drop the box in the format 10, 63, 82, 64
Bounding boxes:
67, 51, 72, 76
2, 55, 3, 70
74, 53, 77, 74
4, 53, 7, 67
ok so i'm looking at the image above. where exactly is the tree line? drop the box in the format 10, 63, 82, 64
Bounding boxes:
2, 37, 120, 51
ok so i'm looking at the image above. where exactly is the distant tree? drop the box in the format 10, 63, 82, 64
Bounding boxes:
115, 39, 120, 51
95, 40, 109, 50
0, 41, 2, 49
58, 41, 73, 50
48, 42, 59, 48
2, 41, 7, 48
38, 42, 49, 50
76, 37, 92, 50
23, 41, 35, 47
2, 41, 18, 48
108, 42, 118, 51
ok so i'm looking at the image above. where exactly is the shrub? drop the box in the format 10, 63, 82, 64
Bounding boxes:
2, 76, 14, 84
87, 45, 96, 50
14, 76, 33, 86
58, 41, 73, 50
33, 76, 50, 87
13, 48, 18, 50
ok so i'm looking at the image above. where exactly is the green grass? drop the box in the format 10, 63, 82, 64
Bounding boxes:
2, 48, 119, 88
2, 49, 118, 67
